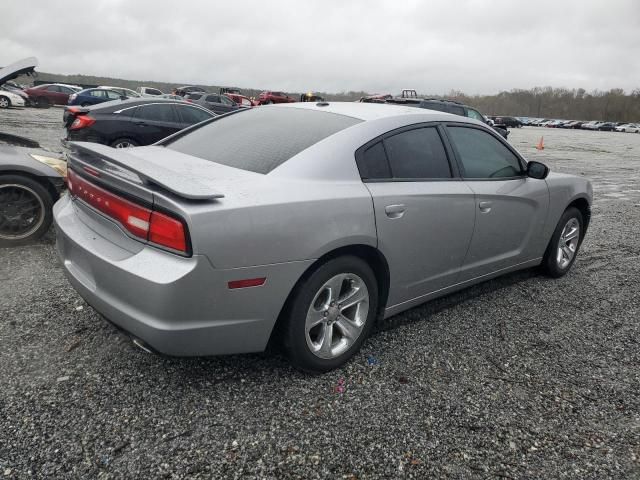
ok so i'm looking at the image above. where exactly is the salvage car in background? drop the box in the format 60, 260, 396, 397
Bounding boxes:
25, 83, 79, 108
256, 91, 296, 105
184, 92, 242, 115
388, 97, 510, 139
68, 88, 126, 107
0, 88, 25, 109
64, 98, 215, 148
54, 102, 592, 372
98, 86, 141, 98
0, 133, 66, 246
616, 123, 640, 133
0, 57, 37, 107
175, 86, 206, 97
137, 86, 164, 96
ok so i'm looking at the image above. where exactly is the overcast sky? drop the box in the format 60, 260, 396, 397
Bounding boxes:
2, 0, 639, 95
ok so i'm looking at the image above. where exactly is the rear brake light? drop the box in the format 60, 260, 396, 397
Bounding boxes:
70, 115, 95, 130
67, 169, 189, 255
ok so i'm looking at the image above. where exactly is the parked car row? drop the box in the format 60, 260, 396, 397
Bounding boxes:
516, 117, 639, 132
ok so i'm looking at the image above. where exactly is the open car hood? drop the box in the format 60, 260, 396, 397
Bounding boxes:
0, 57, 38, 86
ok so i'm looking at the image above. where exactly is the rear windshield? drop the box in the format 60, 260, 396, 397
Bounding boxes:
165, 107, 361, 174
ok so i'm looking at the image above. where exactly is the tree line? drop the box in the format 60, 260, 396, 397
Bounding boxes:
437, 87, 640, 123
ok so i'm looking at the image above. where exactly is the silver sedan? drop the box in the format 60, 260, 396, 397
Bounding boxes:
54, 102, 592, 372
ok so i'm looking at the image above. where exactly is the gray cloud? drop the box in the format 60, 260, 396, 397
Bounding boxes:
2, 0, 639, 94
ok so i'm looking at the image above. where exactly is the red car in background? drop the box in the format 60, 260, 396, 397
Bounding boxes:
25, 84, 79, 108
256, 91, 296, 105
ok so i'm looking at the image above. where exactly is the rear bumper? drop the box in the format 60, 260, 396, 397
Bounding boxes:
53, 195, 312, 356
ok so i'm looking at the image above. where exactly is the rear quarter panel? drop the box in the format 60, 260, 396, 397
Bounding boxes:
156, 177, 377, 269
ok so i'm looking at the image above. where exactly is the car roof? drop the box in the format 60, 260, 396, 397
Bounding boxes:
87, 97, 212, 113
274, 101, 470, 123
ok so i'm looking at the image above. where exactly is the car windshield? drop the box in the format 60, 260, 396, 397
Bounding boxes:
165, 107, 361, 174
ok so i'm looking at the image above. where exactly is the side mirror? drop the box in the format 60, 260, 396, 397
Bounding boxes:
527, 161, 549, 179
120, 95, 127, 100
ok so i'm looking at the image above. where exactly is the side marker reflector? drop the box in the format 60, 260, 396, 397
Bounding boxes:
228, 278, 266, 289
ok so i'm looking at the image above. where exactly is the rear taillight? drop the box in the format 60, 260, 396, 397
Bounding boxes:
67, 169, 189, 255
70, 115, 96, 130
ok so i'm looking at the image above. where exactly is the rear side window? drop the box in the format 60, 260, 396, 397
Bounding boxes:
178, 105, 213, 124
447, 126, 523, 178
384, 127, 451, 179
449, 105, 465, 116
135, 104, 178, 123
90, 90, 105, 98
187, 93, 202, 101
166, 107, 361, 174
357, 142, 391, 180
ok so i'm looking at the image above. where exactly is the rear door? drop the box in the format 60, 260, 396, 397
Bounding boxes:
444, 124, 549, 280
132, 103, 182, 144
358, 124, 476, 308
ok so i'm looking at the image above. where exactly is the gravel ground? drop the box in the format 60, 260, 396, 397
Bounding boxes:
1, 107, 639, 479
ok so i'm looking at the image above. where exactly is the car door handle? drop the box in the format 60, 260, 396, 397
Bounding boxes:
479, 201, 492, 213
385, 204, 406, 219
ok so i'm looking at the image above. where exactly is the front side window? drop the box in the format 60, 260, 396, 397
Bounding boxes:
46, 85, 60, 92
220, 96, 234, 105
447, 126, 523, 178
135, 104, 177, 123
383, 127, 452, 179
206, 95, 220, 103
187, 93, 202, 101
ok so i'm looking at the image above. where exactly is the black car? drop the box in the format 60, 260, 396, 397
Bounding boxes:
174, 86, 207, 97
184, 92, 242, 115
64, 99, 216, 148
388, 98, 509, 139
597, 122, 616, 131
492, 116, 522, 128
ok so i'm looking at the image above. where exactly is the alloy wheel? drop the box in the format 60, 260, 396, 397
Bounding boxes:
556, 218, 580, 269
0, 184, 45, 240
305, 273, 369, 359
0, 97, 9, 108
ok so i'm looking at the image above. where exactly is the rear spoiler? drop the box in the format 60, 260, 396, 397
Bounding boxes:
69, 142, 224, 200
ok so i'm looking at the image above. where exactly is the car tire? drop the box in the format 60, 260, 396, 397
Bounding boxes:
0, 96, 10, 109
37, 97, 51, 109
265, 100, 273, 105
541, 207, 584, 278
81, 102, 90, 107
110, 138, 139, 148
0, 175, 54, 247
282, 255, 379, 373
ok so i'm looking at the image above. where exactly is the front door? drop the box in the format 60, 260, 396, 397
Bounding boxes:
444, 124, 549, 280
358, 124, 476, 308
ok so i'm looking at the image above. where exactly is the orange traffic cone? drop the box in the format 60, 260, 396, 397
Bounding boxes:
536, 136, 544, 150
